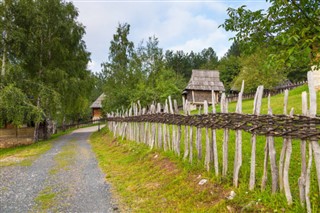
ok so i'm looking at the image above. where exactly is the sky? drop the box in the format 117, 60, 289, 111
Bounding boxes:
69, 0, 270, 73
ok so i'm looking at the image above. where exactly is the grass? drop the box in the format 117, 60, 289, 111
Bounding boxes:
215, 84, 320, 114
91, 85, 320, 212
34, 186, 57, 211
49, 139, 77, 175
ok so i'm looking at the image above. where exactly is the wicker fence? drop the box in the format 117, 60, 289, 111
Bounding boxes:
106, 72, 319, 212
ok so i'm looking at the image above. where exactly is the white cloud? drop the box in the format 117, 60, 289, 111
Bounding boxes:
87, 60, 96, 72
70, 1, 270, 73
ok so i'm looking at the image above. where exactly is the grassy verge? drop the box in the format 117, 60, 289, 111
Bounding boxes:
90, 128, 274, 212
0, 128, 76, 167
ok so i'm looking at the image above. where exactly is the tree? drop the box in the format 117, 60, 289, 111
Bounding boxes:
0, 84, 42, 127
200, 47, 219, 70
0, 0, 93, 140
232, 49, 285, 92
218, 42, 242, 92
221, 0, 320, 71
102, 23, 135, 111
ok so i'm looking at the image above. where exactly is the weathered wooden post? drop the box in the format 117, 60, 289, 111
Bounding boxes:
249, 85, 263, 190
279, 89, 289, 192
233, 80, 244, 187
204, 100, 210, 171
298, 92, 308, 206
221, 93, 229, 177
211, 91, 219, 176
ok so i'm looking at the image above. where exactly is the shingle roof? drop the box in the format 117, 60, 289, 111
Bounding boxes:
90, 93, 105, 108
185, 70, 225, 91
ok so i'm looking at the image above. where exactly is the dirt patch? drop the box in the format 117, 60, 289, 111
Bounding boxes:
152, 154, 179, 175
0, 156, 25, 164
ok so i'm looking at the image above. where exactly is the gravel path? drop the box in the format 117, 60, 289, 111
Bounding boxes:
0, 126, 118, 213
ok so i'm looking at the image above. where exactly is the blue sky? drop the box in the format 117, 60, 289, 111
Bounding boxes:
70, 0, 270, 73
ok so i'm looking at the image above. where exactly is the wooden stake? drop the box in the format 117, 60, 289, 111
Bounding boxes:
204, 101, 211, 171
233, 80, 244, 187
249, 85, 263, 190
283, 108, 294, 205
221, 93, 229, 177
308, 72, 320, 194
212, 91, 219, 176
279, 89, 289, 192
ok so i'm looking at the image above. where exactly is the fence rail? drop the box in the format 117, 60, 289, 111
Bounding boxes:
107, 113, 320, 140
105, 74, 319, 212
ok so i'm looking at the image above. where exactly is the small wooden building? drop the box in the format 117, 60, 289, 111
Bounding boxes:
90, 93, 105, 120
183, 70, 225, 105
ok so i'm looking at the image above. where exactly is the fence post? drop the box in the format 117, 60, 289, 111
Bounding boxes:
279, 89, 289, 192
204, 100, 210, 171
212, 91, 219, 176
233, 80, 244, 187
249, 85, 263, 190
298, 91, 308, 206
221, 93, 229, 177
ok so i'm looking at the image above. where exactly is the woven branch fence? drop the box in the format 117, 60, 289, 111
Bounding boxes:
106, 76, 319, 212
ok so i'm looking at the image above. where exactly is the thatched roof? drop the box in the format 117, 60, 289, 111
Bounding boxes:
90, 93, 105, 109
185, 70, 225, 91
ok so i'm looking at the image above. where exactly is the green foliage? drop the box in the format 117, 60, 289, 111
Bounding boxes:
0, 0, 93, 129
218, 55, 241, 92
0, 84, 42, 126
221, 0, 320, 69
102, 26, 187, 112
232, 49, 285, 92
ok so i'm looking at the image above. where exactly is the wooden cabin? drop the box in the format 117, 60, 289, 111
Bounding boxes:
90, 93, 105, 120
183, 70, 225, 105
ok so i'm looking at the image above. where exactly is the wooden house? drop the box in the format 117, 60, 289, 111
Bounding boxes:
90, 93, 105, 120
183, 70, 225, 105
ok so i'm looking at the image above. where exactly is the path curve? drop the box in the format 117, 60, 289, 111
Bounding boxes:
0, 126, 117, 212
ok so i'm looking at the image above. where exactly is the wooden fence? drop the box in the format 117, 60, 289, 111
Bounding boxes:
0, 127, 34, 148
106, 77, 319, 212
